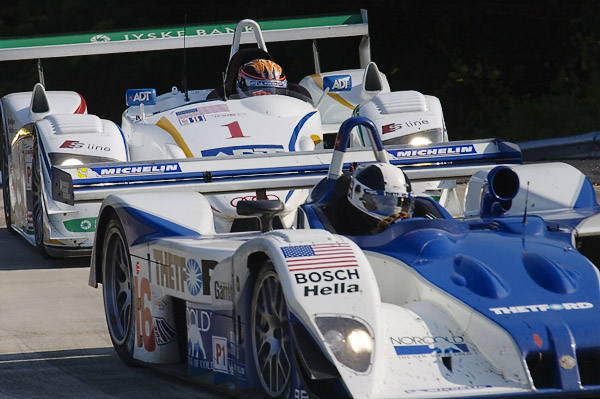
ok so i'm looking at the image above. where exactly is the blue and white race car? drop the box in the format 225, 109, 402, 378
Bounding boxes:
0, 11, 448, 257
88, 116, 600, 398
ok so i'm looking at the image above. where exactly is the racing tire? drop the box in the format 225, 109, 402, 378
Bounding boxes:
102, 215, 136, 366
250, 262, 292, 398
31, 145, 50, 257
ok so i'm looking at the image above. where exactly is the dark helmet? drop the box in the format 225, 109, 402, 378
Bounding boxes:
236, 59, 287, 96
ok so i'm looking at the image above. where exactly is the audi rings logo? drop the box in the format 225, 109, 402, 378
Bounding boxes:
229, 194, 281, 208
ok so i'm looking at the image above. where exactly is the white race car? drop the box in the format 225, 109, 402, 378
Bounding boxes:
0, 11, 449, 257
88, 117, 600, 398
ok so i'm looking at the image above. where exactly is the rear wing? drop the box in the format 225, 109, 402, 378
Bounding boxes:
52, 139, 521, 204
0, 11, 370, 67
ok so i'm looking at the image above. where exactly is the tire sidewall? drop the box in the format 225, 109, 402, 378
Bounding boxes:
102, 216, 136, 366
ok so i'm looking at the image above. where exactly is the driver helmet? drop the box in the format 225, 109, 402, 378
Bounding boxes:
347, 162, 414, 220
236, 59, 287, 96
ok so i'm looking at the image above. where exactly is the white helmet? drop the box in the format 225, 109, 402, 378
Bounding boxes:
347, 162, 414, 220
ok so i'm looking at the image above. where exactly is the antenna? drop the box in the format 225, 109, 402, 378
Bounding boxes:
182, 13, 190, 101
522, 181, 530, 224
37, 59, 45, 87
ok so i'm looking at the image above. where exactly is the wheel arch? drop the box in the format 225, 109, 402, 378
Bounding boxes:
90, 204, 120, 287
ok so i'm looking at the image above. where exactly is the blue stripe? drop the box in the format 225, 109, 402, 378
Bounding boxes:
116, 206, 200, 246
289, 111, 317, 151
116, 124, 129, 161
394, 345, 433, 355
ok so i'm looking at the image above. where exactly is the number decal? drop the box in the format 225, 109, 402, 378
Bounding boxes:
135, 276, 156, 352
223, 121, 247, 138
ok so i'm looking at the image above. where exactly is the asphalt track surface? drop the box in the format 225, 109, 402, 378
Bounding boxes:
0, 190, 229, 398
0, 161, 598, 399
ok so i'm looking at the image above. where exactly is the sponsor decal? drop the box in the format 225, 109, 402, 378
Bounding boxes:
391, 335, 470, 357
382, 123, 402, 134
60, 140, 84, 149
201, 145, 284, 157
283, 243, 360, 296
187, 307, 212, 372
490, 302, 593, 315
186, 259, 202, 296
281, 243, 359, 271
63, 217, 97, 233
112, 24, 248, 43
126, 88, 157, 106
179, 114, 205, 125
323, 75, 352, 91
294, 269, 360, 297
153, 249, 186, 293
394, 344, 469, 356
213, 336, 228, 372
153, 317, 177, 345
90, 34, 110, 43
90, 162, 181, 176
59, 140, 110, 151
154, 250, 217, 296
211, 335, 247, 378
214, 281, 233, 301
389, 145, 475, 158
383, 119, 431, 134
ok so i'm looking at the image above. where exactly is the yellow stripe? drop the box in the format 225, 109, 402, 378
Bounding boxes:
156, 117, 194, 158
310, 74, 356, 110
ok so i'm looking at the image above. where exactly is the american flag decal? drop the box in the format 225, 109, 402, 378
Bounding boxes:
281, 243, 358, 272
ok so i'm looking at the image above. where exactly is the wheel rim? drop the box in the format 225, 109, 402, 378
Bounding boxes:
252, 270, 291, 397
103, 227, 133, 345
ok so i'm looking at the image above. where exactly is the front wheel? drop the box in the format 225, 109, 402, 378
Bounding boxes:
31, 145, 49, 256
102, 215, 136, 366
250, 263, 292, 397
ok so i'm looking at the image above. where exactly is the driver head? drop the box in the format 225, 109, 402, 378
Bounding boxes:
347, 162, 414, 220
236, 59, 287, 97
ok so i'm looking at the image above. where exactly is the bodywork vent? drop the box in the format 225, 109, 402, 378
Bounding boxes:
577, 349, 600, 386
372, 91, 428, 115
44, 114, 103, 135
526, 351, 558, 389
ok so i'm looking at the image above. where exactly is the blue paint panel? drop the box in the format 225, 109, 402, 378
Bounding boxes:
395, 345, 434, 355
574, 177, 599, 208
353, 216, 600, 363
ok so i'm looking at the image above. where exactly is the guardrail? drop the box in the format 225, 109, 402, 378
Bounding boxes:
518, 131, 600, 161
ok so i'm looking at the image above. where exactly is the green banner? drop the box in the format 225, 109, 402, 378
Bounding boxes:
0, 14, 363, 50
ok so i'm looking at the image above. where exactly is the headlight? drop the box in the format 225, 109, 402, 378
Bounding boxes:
383, 128, 443, 146
409, 136, 432, 146
48, 152, 121, 166
315, 317, 373, 372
